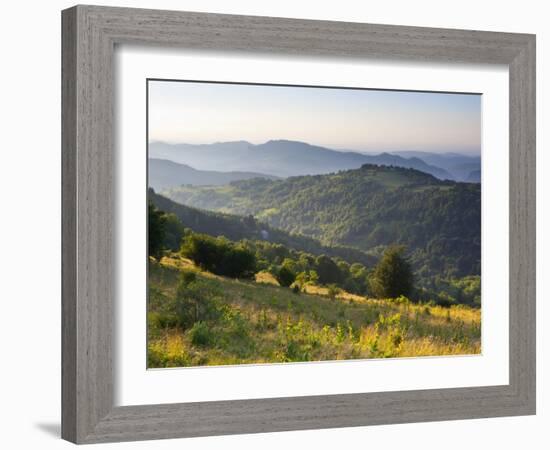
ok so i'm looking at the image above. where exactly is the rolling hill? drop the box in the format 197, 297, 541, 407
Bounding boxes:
161, 164, 481, 279
149, 189, 376, 266
149, 140, 454, 180
148, 158, 277, 191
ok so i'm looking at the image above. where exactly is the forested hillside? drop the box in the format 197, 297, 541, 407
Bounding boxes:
162, 164, 481, 280
149, 189, 376, 266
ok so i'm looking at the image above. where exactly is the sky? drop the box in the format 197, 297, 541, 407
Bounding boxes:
148, 80, 481, 154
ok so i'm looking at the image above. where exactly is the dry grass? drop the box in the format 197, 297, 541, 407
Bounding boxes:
148, 257, 481, 367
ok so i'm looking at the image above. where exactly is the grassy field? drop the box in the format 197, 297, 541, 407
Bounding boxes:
147, 257, 481, 368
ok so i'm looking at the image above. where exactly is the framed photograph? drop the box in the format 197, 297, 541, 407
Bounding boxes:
62, 5, 536, 444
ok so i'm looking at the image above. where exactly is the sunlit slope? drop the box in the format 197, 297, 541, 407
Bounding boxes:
148, 258, 481, 368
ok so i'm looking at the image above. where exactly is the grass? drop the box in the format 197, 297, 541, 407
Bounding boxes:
147, 256, 481, 368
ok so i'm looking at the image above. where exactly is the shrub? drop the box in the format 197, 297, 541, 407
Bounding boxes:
327, 284, 341, 299
180, 233, 256, 278
294, 270, 319, 289
276, 265, 296, 287
391, 295, 410, 305
174, 275, 222, 329
219, 245, 257, 278
189, 322, 215, 347
180, 233, 223, 271
179, 270, 197, 286
315, 255, 343, 285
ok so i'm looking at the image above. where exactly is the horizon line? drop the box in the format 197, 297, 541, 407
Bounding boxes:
148, 138, 481, 157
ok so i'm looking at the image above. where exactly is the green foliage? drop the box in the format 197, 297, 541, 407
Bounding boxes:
163, 212, 186, 251
161, 164, 480, 281
315, 255, 343, 285
189, 322, 215, 347
149, 188, 374, 266
370, 246, 414, 299
415, 275, 480, 307
327, 284, 341, 300
147, 262, 481, 368
295, 270, 319, 289
276, 265, 296, 287
179, 269, 197, 286
174, 271, 223, 328
151, 190, 478, 305
148, 203, 166, 259
180, 233, 256, 279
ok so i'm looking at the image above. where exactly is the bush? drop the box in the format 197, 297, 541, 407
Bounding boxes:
315, 255, 343, 285
189, 322, 215, 347
179, 270, 197, 286
276, 265, 296, 287
294, 270, 319, 289
180, 233, 256, 278
327, 284, 341, 299
390, 295, 410, 306
174, 274, 222, 329
219, 245, 257, 278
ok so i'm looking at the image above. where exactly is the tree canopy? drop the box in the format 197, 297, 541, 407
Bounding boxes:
370, 245, 414, 298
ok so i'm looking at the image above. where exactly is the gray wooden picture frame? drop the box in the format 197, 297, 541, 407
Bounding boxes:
61, 4, 536, 444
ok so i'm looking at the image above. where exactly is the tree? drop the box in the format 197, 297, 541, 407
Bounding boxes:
219, 244, 257, 279
308, 270, 319, 284
163, 213, 186, 251
294, 269, 319, 290
180, 233, 223, 272
370, 245, 413, 299
315, 255, 342, 285
148, 203, 166, 260
276, 265, 296, 287
180, 232, 256, 279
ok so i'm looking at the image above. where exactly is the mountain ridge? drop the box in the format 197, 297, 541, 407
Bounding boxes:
390, 150, 481, 181
149, 139, 455, 180
148, 158, 277, 191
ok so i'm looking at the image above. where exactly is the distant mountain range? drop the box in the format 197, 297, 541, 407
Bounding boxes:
149, 158, 277, 191
390, 151, 481, 181
466, 170, 481, 183
149, 140, 457, 181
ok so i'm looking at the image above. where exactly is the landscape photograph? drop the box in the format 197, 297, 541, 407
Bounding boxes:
146, 80, 482, 368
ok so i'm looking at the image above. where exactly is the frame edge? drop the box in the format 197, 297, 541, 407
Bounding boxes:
61, 5, 537, 444
61, 5, 79, 444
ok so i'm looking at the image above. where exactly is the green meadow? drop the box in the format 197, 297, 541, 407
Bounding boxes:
148, 256, 481, 368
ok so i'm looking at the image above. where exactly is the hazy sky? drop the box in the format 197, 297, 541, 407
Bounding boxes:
148, 80, 481, 154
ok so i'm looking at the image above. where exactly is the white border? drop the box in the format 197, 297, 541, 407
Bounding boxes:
114, 46, 509, 406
